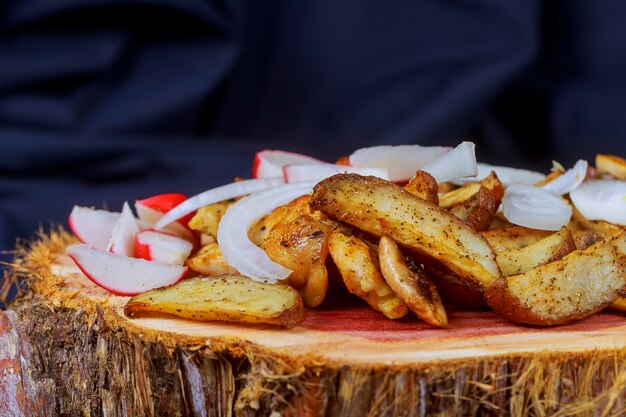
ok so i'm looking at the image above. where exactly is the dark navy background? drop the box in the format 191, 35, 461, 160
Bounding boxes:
2, 0, 626, 257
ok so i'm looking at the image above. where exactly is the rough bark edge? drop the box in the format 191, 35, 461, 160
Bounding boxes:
5, 228, 626, 416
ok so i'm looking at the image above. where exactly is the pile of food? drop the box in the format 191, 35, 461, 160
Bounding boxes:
65, 143, 626, 329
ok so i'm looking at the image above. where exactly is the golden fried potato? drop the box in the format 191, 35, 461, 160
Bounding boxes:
571, 229, 604, 250
428, 269, 487, 309
596, 154, 626, 180
572, 206, 623, 237
124, 275, 305, 327
488, 212, 514, 230
404, 170, 439, 205
485, 231, 626, 326
610, 297, 626, 313
448, 185, 497, 231
188, 201, 234, 237
481, 226, 552, 253
328, 232, 408, 319
378, 237, 447, 327
260, 214, 333, 308
310, 174, 501, 289
186, 242, 237, 276
439, 171, 504, 209
495, 227, 576, 277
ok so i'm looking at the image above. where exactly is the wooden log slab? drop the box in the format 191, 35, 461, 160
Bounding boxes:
3, 230, 626, 416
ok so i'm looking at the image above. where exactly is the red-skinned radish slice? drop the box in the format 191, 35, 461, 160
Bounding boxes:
283, 163, 390, 182
502, 185, 572, 231
134, 230, 193, 265
135, 202, 198, 245
106, 202, 140, 256
570, 179, 626, 225
136, 193, 193, 226
68, 206, 120, 251
541, 159, 588, 195
253, 149, 323, 178
153, 177, 286, 230
217, 181, 316, 283
349, 144, 451, 182
66, 243, 187, 296
420, 141, 477, 183
453, 163, 545, 186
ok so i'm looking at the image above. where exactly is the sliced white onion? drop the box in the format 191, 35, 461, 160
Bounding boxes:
217, 182, 316, 283
453, 163, 546, 186
283, 163, 389, 183
420, 141, 477, 183
349, 144, 451, 182
153, 177, 286, 230
502, 185, 572, 231
253, 149, 324, 178
541, 159, 588, 195
570, 179, 626, 225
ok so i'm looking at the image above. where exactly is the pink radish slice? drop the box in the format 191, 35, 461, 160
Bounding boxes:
349, 145, 452, 182
135, 203, 198, 246
134, 230, 193, 265
136, 193, 193, 226
68, 206, 120, 251
66, 243, 187, 296
283, 163, 390, 183
253, 149, 324, 178
106, 202, 140, 257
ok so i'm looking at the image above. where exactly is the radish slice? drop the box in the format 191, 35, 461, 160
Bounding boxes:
283, 163, 390, 183
541, 159, 588, 195
217, 181, 316, 283
420, 141, 477, 183
68, 206, 120, 251
570, 179, 626, 225
66, 244, 187, 296
349, 144, 451, 182
253, 149, 324, 178
135, 230, 193, 265
502, 185, 572, 231
136, 193, 193, 226
453, 163, 545, 186
106, 202, 140, 256
153, 177, 286, 230
136, 202, 198, 245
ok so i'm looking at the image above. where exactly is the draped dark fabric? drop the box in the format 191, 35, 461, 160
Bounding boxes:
2, 0, 626, 255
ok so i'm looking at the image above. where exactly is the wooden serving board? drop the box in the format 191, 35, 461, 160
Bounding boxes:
3, 235, 626, 416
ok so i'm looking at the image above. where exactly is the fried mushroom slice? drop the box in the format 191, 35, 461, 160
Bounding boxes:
404, 170, 439, 205
379, 237, 447, 327
485, 231, 626, 326
260, 214, 333, 308
328, 232, 408, 319
448, 185, 497, 231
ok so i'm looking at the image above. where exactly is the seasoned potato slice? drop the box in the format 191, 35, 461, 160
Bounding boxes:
328, 232, 408, 319
485, 232, 626, 326
481, 226, 552, 253
496, 227, 576, 277
188, 201, 234, 237
310, 174, 501, 289
596, 154, 626, 180
404, 170, 439, 205
571, 229, 604, 250
379, 237, 447, 327
572, 206, 623, 237
448, 185, 497, 231
186, 242, 237, 276
439, 171, 504, 209
124, 275, 305, 327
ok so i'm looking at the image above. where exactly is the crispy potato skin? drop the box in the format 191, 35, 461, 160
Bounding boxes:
124, 275, 305, 328
310, 174, 501, 289
379, 237, 447, 327
429, 270, 487, 309
439, 172, 503, 209
448, 186, 497, 231
404, 170, 439, 205
572, 230, 604, 250
485, 232, 626, 326
328, 232, 408, 319
481, 227, 552, 253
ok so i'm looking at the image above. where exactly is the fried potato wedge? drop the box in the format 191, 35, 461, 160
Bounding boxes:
310, 174, 501, 289
485, 232, 626, 326
572, 206, 623, 237
404, 170, 439, 205
481, 226, 552, 253
429, 270, 487, 309
379, 237, 447, 327
448, 185, 497, 231
188, 201, 234, 237
328, 232, 408, 319
596, 154, 626, 180
124, 275, 305, 327
610, 297, 626, 313
186, 242, 237, 276
495, 227, 576, 277
439, 171, 504, 209
572, 229, 604, 250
